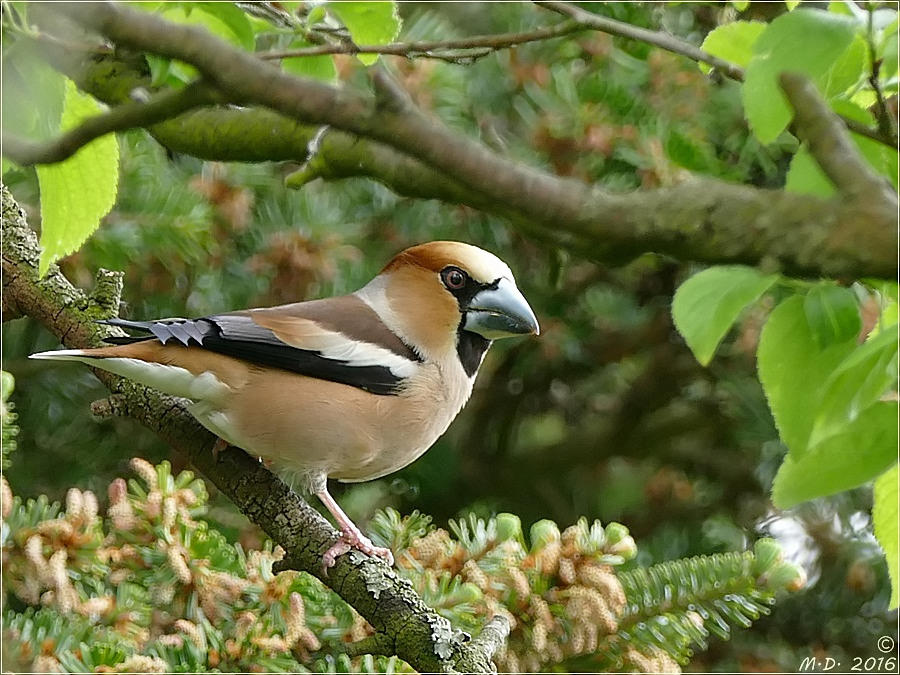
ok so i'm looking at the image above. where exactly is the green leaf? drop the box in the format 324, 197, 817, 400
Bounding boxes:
803, 283, 862, 347
874, 463, 900, 609
329, 1, 401, 66
162, 4, 252, 50
672, 266, 778, 366
758, 296, 857, 455
36, 80, 120, 276
785, 0, 801, 9
810, 328, 899, 446
825, 33, 867, 97
731, 0, 750, 11
122, 1, 164, 10
282, 41, 338, 84
744, 9, 858, 143
784, 145, 835, 196
0, 40, 67, 142
699, 20, 766, 74
772, 402, 897, 508
196, 2, 255, 50
881, 16, 899, 80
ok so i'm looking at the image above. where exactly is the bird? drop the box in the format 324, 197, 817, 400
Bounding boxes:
31, 241, 539, 567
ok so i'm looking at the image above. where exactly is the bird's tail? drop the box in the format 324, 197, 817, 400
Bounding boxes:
29, 349, 97, 363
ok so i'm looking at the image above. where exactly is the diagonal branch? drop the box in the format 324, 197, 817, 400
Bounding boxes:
259, 19, 588, 63
780, 71, 895, 201
0, 183, 506, 674
535, 0, 745, 80
536, 0, 897, 149
2, 80, 220, 166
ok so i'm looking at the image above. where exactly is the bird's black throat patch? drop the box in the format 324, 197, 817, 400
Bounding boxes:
456, 328, 490, 377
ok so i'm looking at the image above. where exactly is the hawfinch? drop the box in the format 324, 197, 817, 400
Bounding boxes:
32, 241, 539, 566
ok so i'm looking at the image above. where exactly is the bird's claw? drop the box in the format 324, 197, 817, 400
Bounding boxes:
323, 529, 394, 569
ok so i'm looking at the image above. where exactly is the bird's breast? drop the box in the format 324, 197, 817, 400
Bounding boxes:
214, 359, 475, 485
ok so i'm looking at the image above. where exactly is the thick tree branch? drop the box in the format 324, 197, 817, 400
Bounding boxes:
259, 19, 588, 62
536, 0, 897, 149
2, 80, 220, 166
23, 3, 900, 279
0, 184, 504, 674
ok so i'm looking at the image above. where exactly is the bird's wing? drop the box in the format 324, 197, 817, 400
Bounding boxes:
99, 295, 421, 395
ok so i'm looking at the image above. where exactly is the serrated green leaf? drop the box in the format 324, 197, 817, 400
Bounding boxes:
874, 463, 900, 609
803, 283, 862, 347
758, 296, 857, 455
744, 9, 858, 143
282, 40, 338, 84
809, 328, 899, 446
330, 1, 401, 66
772, 402, 897, 508
875, 300, 900, 335
36, 80, 119, 276
672, 266, 778, 366
699, 20, 765, 74
785, 0, 801, 9
863, 280, 899, 304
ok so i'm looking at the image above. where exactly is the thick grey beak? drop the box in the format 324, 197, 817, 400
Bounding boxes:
464, 278, 540, 340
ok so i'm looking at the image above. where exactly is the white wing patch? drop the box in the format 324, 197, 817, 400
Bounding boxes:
255, 315, 419, 379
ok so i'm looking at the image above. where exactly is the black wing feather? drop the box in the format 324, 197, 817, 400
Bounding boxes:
97, 316, 404, 395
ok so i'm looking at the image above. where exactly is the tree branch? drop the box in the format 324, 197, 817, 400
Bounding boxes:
780, 71, 895, 201
535, 0, 745, 80
24, 3, 900, 279
535, 0, 897, 149
259, 20, 588, 63
0, 183, 504, 674
865, 5, 898, 145
2, 80, 220, 167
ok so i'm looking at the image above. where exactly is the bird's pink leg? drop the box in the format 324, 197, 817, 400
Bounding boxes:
315, 488, 394, 568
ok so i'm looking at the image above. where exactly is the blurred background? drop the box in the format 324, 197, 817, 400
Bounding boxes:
3, 2, 896, 671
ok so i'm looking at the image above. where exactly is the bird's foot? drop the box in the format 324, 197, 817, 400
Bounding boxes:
323, 527, 394, 568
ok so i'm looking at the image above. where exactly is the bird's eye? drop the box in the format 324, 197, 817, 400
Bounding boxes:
441, 266, 467, 290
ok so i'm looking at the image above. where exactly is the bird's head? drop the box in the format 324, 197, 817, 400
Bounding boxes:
365, 241, 539, 372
